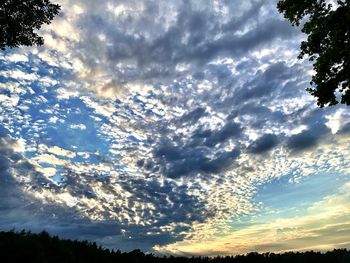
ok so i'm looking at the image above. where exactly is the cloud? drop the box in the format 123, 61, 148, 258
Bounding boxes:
286, 124, 331, 152
143, 119, 243, 178
70, 124, 87, 130
150, 141, 240, 178
203, 122, 243, 147
248, 134, 279, 154
178, 107, 207, 126
1, 0, 350, 255
0, 135, 205, 251
155, 181, 350, 256
28, 0, 300, 99
337, 122, 350, 135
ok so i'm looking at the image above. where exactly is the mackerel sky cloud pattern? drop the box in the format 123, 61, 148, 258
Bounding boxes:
0, 0, 350, 255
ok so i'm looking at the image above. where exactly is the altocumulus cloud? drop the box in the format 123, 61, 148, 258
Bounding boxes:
1, 0, 350, 254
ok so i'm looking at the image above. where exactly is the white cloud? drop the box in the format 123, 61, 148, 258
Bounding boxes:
0, 94, 20, 107
70, 124, 87, 130
7, 53, 29, 63
33, 154, 69, 166
326, 108, 349, 134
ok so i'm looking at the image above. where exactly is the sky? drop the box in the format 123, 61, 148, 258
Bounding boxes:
0, 0, 350, 256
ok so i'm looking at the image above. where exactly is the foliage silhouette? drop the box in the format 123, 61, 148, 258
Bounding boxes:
0, 0, 60, 50
0, 230, 350, 263
277, 0, 350, 107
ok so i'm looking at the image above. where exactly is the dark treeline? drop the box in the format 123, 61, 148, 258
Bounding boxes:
1, 230, 349, 263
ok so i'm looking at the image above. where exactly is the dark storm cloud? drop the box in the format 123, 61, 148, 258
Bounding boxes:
286, 123, 331, 152
151, 141, 240, 178
144, 121, 242, 178
188, 122, 243, 148
178, 107, 207, 125
282, 106, 337, 152
248, 134, 279, 154
203, 122, 243, 147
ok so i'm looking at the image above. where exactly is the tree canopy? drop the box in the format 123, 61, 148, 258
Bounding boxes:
1, 230, 350, 263
0, 0, 60, 50
277, 0, 350, 107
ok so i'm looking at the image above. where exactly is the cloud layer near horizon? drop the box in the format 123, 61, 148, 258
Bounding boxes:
0, 0, 350, 254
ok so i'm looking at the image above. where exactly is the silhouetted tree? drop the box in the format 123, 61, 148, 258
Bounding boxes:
0, 230, 350, 263
0, 0, 60, 50
277, 0, 350, 107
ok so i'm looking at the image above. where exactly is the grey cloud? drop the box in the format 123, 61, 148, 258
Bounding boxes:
232, 61, 307, 104
283, 106, 335, 152
0, 134, 205, 251
286, 124, 331, 152
0, 137, 76, 240
301, 108, 329, 126
149, 141, 240, 178
145, 120, 242, 178
178, 107, 207, 125
248, 134, 279, 154
201, 122, 243, 147
185, 18, 296, 64
149, 18, 296, 72
221, 0, 264, 33
338, 122, 350, 134
74, 0, 299, 87
0, 135, 50, 188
